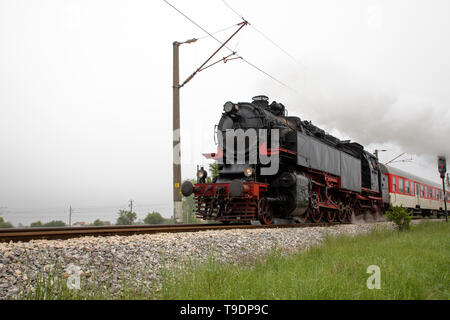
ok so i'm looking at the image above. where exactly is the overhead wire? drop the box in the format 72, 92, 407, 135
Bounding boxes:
221, 0, 307, 70
196, 23, 241, 40
162, 0, 299, 93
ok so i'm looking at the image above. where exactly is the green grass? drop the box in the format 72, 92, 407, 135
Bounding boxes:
156, 222, 449, 300
19, 221, 449, 300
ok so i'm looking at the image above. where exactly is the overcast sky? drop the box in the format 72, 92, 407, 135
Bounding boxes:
1, 0, 449, 217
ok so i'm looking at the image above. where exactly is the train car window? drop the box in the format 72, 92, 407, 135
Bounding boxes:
411, 183, 415, 196
432, 188, 436, 199
399, 178, 404, 193
392, 177, 397, 192
420, 185, 424, 197
405, 180, 409, 194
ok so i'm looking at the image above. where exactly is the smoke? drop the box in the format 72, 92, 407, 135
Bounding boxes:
264, 61, 450, 159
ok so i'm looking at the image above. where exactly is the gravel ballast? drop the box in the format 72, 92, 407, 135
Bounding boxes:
0, 221, 410, 299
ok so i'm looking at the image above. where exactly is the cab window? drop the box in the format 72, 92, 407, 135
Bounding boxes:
392, 177, 397, 192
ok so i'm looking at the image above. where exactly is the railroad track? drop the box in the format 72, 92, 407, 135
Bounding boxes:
0, 222, 345, 243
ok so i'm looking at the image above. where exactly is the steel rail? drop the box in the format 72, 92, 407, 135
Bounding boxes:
0, 222, 345, 243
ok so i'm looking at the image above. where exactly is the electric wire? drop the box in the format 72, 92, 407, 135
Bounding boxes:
196, 23, 241, 40
162, 0, 298, 93
221, 0, 307, 69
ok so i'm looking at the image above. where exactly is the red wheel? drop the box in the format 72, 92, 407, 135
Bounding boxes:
345, 208, 352, 222
337, 208, 346, 222
310, 208, 323, 223
338, 207, 352, 223
371, 209, 380, 221
326, 210, 337, 222
299, 211, 309, 223
258, 198, 273, 225
353, 202, 363, 219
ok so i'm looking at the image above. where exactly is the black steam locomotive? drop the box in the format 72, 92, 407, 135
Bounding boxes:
181, 95, 390, 224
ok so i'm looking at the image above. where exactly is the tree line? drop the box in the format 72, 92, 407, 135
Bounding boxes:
0, 163, 220, 228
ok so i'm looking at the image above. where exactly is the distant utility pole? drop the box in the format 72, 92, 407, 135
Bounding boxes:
172, 21, 247, 224
129, 199, 134, 213
69, 206, 72, 226
374, 149, 386, 159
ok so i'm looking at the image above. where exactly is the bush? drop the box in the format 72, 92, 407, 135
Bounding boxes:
30, 220, 66, 227
30, 221, 44, 228
91, 219, 107, 226
144, 211, 170, 225
116, 209, 137, 225
0, 217, 13, 228
385, 205, 411, 231
44, 220, 67, 227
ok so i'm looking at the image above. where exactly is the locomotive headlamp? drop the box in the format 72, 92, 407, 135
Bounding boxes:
197, 169, 206, 178
244, 166, 254, 177
197, 167, 208, 183
224, 101, 234, 113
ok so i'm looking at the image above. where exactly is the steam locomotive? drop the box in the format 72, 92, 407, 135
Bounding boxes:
181, 95, 444, 224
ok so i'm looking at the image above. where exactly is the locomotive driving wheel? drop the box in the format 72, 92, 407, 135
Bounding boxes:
258, 198, 273, 225
371, 207, 381, 221
353, 201, 363, 221
309, 207, 323, 223
338, 206, 352, 223
326, 210, 337, 222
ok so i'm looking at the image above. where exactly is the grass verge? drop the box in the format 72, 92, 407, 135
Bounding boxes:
18, 221, 449, 299
156, 221, 449, 300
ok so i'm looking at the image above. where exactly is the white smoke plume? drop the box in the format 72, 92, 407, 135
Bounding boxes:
264, 61, 450, 160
